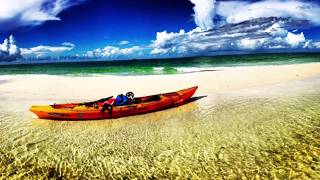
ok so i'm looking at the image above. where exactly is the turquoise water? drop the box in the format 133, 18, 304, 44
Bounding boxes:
0, 53, 319, 76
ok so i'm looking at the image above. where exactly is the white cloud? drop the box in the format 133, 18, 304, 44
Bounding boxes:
21, 42, 75, 57
285, 32, 306, 48
0, 36, 75, 60
238, 38, 262, 49
151, 29, 187, 54
85, 46, 143, 59
313, 42, 320, 48
119, 41, 130, 45
0, 35, 22, 61
189, 0, 216, 31
150, 27, 229, 55
0, 39, 9, 52
0, 0, 85, 30
8, 36, 21, 55
216, 0, 320, 25
263, 23, 288, 37
149, 17, 320, 56
150, 0, 320, 56
61, 42, 75, 47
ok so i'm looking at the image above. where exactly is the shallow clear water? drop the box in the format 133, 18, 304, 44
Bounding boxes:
0, 78, 320, 179
0, 53, 319, 76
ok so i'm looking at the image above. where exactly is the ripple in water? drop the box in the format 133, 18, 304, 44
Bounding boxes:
0, 79, 320, 179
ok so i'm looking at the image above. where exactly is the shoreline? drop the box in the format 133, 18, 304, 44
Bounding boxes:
0, 62, 320, 102
0, 61, 320, 76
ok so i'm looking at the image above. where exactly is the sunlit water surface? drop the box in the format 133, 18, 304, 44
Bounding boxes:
0, 78, 320, 179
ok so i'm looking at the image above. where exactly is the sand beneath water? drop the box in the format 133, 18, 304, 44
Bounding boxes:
0, 63, 320, 179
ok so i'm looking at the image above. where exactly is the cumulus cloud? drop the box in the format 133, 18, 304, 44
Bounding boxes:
150, 17, 319, 56
313, 42, 320, 48
148, 0, 320, 57
238, 38, 262, 49
0, 0, 85, 31
0, 35, 22, 61
85, 46, 143, 59
189, 0, 216, 31
21, 42, 75, 57
150, 28, 202, 55
0, 35, 75, 60
119, 41, 130, 45
285, 32, 306, 48
216, 0, 320, 25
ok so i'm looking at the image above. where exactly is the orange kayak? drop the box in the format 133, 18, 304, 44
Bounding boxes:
30, 86, 198, 120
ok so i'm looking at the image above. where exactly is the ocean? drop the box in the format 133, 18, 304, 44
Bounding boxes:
0, 53, 319, 76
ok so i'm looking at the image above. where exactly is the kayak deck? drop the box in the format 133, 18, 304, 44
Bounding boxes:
30, 86, 198, 120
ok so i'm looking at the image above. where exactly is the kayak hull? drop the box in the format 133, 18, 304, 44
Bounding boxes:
30, 86, 198, 120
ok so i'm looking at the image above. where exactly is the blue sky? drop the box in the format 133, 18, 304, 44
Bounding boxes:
0, 0, 320, 61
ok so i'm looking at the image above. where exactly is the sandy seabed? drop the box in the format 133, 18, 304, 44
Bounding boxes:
0, 63, 320, 179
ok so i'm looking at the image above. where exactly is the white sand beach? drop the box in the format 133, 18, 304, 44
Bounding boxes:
0, 63, 320, 102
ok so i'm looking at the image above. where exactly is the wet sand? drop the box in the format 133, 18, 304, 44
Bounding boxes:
0, 63, 320, 179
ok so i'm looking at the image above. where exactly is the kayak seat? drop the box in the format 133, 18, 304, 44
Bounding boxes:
144, 95, 161, 103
